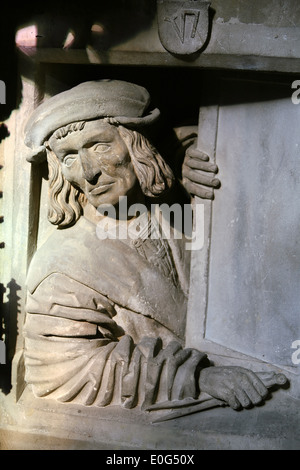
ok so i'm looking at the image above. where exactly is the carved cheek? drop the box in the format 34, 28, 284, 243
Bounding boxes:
119, 164, 138, 189
96, 154, 122, 176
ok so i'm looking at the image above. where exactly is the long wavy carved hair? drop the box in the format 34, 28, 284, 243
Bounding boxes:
45, 120, 175, 228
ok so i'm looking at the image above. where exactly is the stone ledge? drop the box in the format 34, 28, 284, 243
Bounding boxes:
0, 386, 299, 450
17, 47, 300, 73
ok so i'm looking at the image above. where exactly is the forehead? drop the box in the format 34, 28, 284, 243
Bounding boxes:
48, 119, 120, 155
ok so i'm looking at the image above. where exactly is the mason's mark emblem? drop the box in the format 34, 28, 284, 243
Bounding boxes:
157, 0, 211, 55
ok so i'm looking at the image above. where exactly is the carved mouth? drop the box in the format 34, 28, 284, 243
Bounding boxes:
89, 182, 114, 195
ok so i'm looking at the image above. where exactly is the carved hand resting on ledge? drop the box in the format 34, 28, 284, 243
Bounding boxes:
23, 80, 287, 418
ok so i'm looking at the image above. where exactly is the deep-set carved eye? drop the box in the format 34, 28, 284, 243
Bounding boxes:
63, 154, 77, 167
93, 143, 111, 153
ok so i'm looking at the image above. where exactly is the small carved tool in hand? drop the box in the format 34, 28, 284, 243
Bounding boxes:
149, 372, 287, 423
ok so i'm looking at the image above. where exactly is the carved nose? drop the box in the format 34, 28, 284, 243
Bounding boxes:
79, 149, 101, 183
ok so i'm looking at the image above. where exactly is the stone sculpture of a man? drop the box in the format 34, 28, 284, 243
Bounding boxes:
23, 80, 286, 414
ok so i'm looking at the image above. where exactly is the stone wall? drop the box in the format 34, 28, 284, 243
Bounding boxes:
0, 0, 299, 450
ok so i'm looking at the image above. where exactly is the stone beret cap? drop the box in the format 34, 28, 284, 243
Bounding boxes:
24, 79, 160, 163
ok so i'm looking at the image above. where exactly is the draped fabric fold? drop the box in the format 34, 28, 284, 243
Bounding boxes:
24, 215, 207, 409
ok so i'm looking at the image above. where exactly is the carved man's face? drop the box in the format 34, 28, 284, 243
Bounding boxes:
49, 120, 140, 208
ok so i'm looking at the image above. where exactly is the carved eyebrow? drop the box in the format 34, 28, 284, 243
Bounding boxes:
82, 140, 112, 148
63, 153, 78, 159
56, 148, 78, 161
52, 125, 117, 158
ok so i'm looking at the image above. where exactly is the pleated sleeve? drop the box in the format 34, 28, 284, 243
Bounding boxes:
24, 272, 207, 408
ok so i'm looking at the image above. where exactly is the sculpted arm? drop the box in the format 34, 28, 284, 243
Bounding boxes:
24, 272, 208, 409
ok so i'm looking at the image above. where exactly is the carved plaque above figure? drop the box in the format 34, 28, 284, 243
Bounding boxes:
157, 0, 211, 55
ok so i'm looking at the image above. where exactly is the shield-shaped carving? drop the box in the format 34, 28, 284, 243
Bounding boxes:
157, 0, 211, 55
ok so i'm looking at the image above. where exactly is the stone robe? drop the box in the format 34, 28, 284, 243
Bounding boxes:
24, 213, 207, 409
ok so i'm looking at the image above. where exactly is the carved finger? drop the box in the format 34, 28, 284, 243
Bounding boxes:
182, 167, 220, 188
246, 387, 265, 405
224, 390, 241, 410
234, 387, 252, 408
239, 376, 264, 405
186, 147, 209, 161
185, 156, 218, 173
182, 178, 215, 199
244, 370, 269, 398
